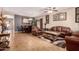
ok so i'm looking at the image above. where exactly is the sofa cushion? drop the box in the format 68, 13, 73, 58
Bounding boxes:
50, 27, 56, 31
56, 26, 62, 32
61, 27, 71, 33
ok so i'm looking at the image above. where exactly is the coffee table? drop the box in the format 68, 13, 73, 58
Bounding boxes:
43, 31, 63, 42
43, 31, 61, 36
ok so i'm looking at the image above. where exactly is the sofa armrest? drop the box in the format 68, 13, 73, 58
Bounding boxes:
65, 36, 79, 51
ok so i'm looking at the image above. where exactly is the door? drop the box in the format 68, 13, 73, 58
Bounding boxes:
40, 18, 43, 29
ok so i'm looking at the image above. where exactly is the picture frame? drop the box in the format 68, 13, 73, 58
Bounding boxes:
46, 15, 49, 24
75, 7, 79, 23
53, 12, 67, 21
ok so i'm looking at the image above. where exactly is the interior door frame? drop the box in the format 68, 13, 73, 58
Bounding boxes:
40, 18, 43, 29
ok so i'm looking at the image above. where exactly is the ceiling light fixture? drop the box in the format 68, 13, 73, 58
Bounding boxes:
46, 7, 53, 14
43, 7, 58, 14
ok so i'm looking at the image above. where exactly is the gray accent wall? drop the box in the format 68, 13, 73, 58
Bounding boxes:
14, 15, 23, 31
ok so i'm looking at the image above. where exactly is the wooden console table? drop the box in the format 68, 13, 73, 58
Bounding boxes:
0, 33, 10, 37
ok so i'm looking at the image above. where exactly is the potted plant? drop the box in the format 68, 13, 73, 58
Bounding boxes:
0, 10, 7, 33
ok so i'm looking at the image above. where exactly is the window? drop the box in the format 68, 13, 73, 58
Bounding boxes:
23, 18, 29, 23
75, 7, 79, 23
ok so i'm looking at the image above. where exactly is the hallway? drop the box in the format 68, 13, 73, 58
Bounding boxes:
9, 33, 65, 51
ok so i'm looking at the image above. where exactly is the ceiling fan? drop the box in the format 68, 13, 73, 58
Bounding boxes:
43, 7, 58, 13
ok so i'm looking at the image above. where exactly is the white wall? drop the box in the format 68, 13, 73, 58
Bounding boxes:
36, 8, 79, 31
36, 14, 47, 29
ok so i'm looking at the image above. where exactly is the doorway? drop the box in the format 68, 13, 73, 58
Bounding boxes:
40, 18, 43, 29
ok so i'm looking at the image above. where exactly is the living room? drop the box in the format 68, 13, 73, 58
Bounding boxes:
0, 7, 79, 51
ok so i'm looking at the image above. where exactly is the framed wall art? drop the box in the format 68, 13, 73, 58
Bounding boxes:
53, 12, 67, 21
75, 7, 79, 23
45, 15, 49, 24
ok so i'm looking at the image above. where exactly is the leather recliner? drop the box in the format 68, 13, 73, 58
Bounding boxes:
32, 26, 42, 36
65, 32, 79, 51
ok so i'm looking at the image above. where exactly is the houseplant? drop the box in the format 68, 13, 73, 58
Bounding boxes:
0, 10, 7, 33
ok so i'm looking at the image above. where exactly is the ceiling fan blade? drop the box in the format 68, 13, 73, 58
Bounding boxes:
53, 10, 58, 12
42, 7, 58, 13
52, 7, 58, 12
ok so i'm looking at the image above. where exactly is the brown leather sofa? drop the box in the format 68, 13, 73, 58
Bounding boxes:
50, 26, 72, 38
65, 32, 79, 51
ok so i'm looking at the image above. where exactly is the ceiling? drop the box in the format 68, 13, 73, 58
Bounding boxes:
0, 7, 71, 17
